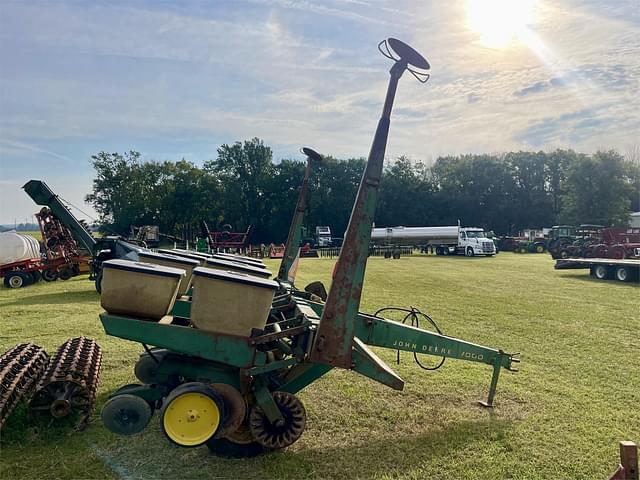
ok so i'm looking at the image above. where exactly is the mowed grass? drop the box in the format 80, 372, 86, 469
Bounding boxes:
0, 253, 638, 479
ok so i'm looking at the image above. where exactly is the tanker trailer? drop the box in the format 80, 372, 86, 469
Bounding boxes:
0, 231, 43, 288
370, 225, 496, 257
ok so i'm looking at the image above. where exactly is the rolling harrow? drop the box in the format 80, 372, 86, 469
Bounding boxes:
0, 343, 49, 429
30, 337, 103, 424
0, 337, 103, 430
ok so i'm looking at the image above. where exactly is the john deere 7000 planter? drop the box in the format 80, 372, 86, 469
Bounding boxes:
99, 39, 519, 456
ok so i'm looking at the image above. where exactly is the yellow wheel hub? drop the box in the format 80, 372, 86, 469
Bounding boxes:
163, 392, 221, 446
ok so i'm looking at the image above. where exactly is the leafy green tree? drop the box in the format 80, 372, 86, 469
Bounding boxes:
204, 138, 275, 240
561, 150, 632, 226
306, 157, 365, 240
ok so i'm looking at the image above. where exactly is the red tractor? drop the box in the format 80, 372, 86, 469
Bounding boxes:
585, 227, 640, 259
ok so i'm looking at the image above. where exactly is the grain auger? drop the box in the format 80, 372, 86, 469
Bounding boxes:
98, 38, 519, 457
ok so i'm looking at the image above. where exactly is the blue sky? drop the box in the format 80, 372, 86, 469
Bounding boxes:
1, 0, 638, 224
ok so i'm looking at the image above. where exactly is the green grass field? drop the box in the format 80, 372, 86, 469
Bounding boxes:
1, 254, 638, 479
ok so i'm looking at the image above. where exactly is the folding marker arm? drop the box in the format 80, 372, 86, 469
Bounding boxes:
352, 314, 519, 406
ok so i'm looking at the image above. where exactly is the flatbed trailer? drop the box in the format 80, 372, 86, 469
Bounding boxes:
555, 257, 640, 282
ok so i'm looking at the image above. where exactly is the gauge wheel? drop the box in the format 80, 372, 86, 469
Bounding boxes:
102, 394, 152, 436
161, 382, 224, 447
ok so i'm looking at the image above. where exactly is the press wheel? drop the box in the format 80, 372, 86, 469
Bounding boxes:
161, 382, 224, 447
249, 391, 306, 449
101, 394, 152, 436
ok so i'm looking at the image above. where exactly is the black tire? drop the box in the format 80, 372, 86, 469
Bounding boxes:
465, 247, 474, 257
102, 394, 152, 436
392, 251, 401, 259
22, 272, 36, 285
615, 266, 636, 282
5, 272, 28, 289
534, 243, 545, 253
114, 383, 159, 410
559, 249, 569, 259
134, 350, 169, 384
435, 247, 442, 255
95, 270, 103, 293
58, 269, 73, 281
593, 265, 611, 280
42, 269, 58, 282
441, 247, 449, 256
31, 270, 42, 283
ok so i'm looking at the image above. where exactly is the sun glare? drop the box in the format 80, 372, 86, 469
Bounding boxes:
466, 0, 537, 49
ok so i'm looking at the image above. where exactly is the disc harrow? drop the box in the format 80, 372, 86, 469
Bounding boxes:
0, 343, 49, 429
29, 337, 102, 426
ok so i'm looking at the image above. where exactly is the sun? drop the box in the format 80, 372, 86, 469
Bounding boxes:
466, 0, 537, 49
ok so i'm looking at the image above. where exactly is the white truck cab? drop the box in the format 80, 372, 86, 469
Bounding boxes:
315, 226, 332, 247
456, 228, 496, 256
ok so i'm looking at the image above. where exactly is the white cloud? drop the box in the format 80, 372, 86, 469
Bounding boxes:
0, 0, 638, 222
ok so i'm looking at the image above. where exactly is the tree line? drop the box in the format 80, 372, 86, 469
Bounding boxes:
86, 138, 640, 243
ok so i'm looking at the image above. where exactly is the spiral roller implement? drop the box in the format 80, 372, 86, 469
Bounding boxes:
29, 337, 103, 426
0, 343, 49, 429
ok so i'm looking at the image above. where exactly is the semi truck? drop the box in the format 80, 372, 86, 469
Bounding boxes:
370, 225, 496, 257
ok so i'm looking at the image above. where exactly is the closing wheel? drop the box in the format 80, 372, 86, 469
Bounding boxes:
102, 394, 152, 436
161, 382, 224, 447
249, 391, 306, 450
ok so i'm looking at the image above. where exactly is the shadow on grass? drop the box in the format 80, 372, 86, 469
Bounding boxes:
557, 272, 640, 287
2, 289, 99, 307
0, 404, 82, 447
263, 418, 513, 479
